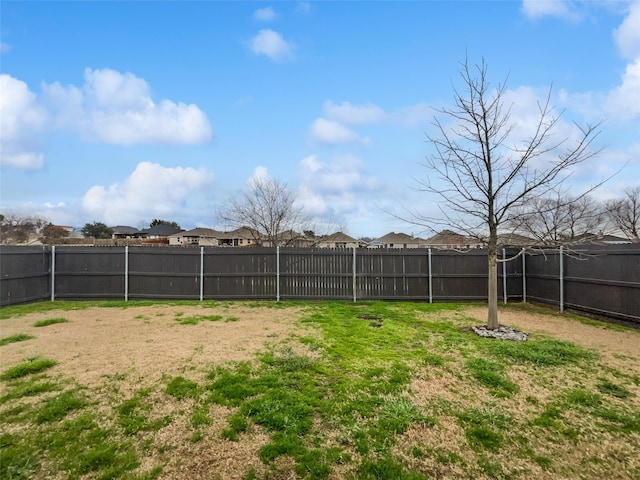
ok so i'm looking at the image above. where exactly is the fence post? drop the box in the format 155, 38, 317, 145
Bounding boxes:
559, 246, 564, 313
124, 246, 129, 302
428, 248, 433, 303
200, 247, 204, 302
352, 247, 357, 303
521, 248, 526, 303
502, 248, 507, 304
50, 245, 56, 302
276, 246, 280, 302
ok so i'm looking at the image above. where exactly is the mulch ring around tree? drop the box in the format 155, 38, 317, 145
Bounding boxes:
471, 324, 529, 341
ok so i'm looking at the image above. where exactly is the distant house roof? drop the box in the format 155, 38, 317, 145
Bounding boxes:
139, 224, 183, 237
217, 226, 259, 240
376, 232, 420, 245
573, 233, 632, 245
497, 233, 535, 247
169, 228, 222, 238
111, 226, 139, 235
423, 230, 479, 248
321, 232, 358, 243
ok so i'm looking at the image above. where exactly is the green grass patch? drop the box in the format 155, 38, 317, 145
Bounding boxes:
176, 314, 223, 325
487, 338, 597, 366
36, 389, 87, 423
0, 333, 35, 346
0, 377, 60, 404
118, 389, 171, 435
465, 356, 519, 396
33, 317, 69, 328
597, 380, 633, 398
1, 358, 57, 380
166, 376, 200, 399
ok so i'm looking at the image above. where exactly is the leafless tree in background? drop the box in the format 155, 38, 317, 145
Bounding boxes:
220, 176, 307, 247
606, 186, 640, 242
510, 193, 606, 245
415, 57, 602, 329
0, 212, 48, 244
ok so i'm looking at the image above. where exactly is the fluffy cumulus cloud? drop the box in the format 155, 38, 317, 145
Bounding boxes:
308, 101, 388, 146
253, 7, 276, 22
81, 162, 214, 225
43, 68, 213, 145
613, 0, 640, 60
0, 69, 213, 170
249, 29, 294, 62
0, 74, 48, 169
297, 154, 380, 217
308, 118, 371, 146
605, 1, 640, 121
605, 58, 640, 121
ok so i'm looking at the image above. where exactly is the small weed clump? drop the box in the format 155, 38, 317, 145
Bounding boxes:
33, 317, 69, 328
1, 358, 58, 380
0, 333, 35, 346
176, 314, 222, 325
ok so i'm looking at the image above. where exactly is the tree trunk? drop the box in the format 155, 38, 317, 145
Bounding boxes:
487, 248, 499, 329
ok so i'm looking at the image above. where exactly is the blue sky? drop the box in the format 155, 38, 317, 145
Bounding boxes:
1, 0, 639, 237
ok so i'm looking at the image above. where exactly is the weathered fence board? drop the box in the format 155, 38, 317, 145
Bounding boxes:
1, 245, 638, 323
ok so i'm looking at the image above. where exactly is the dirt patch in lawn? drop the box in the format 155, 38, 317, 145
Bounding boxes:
0, 304, 307, 389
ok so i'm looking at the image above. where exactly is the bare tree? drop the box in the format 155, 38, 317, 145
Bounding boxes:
415, 58, 602, 329
220, 176, 306, 247
606, 186, 640, 242
511, 193, 606, 246
0, 212, 48, 244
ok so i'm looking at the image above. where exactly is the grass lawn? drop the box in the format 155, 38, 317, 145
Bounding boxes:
0, 300, 638, 479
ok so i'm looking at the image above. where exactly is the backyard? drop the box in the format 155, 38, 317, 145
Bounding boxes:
0, 300, 638, 479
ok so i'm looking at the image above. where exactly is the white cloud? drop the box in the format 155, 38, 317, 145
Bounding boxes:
521, 0, 577, 20
322, 101, 386, 125
308, 118, 372, 146
82, 162, 214, 225
613, 0, 640, 60
605, 57, 640, 121
42, 68, 213, 145
297, 154, 381, 216
247, 165, 272, 187
254, 7, 276, 22
0, 42, 11, 53
249, 29, 294, 62
0, 74, 48, 170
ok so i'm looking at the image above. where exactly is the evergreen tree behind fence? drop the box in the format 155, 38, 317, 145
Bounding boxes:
1, 245, 638, 323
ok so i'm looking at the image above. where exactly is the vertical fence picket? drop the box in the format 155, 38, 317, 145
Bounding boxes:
50, 245, 56, 302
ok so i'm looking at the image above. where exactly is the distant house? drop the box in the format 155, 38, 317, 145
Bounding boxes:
497, 233, 535, 248
110, 226, 140, 239
316, 232, 360, 249
138, 224, 183, 240
168, 228, 222, 246
262, 230, 315, 248
217, 227, 260, 247
423, 230, 482, 249
571, 232, 632, 246
375, 232, 422, 249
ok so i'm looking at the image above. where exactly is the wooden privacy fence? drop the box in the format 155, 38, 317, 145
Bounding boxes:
1, 245, 638, 323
